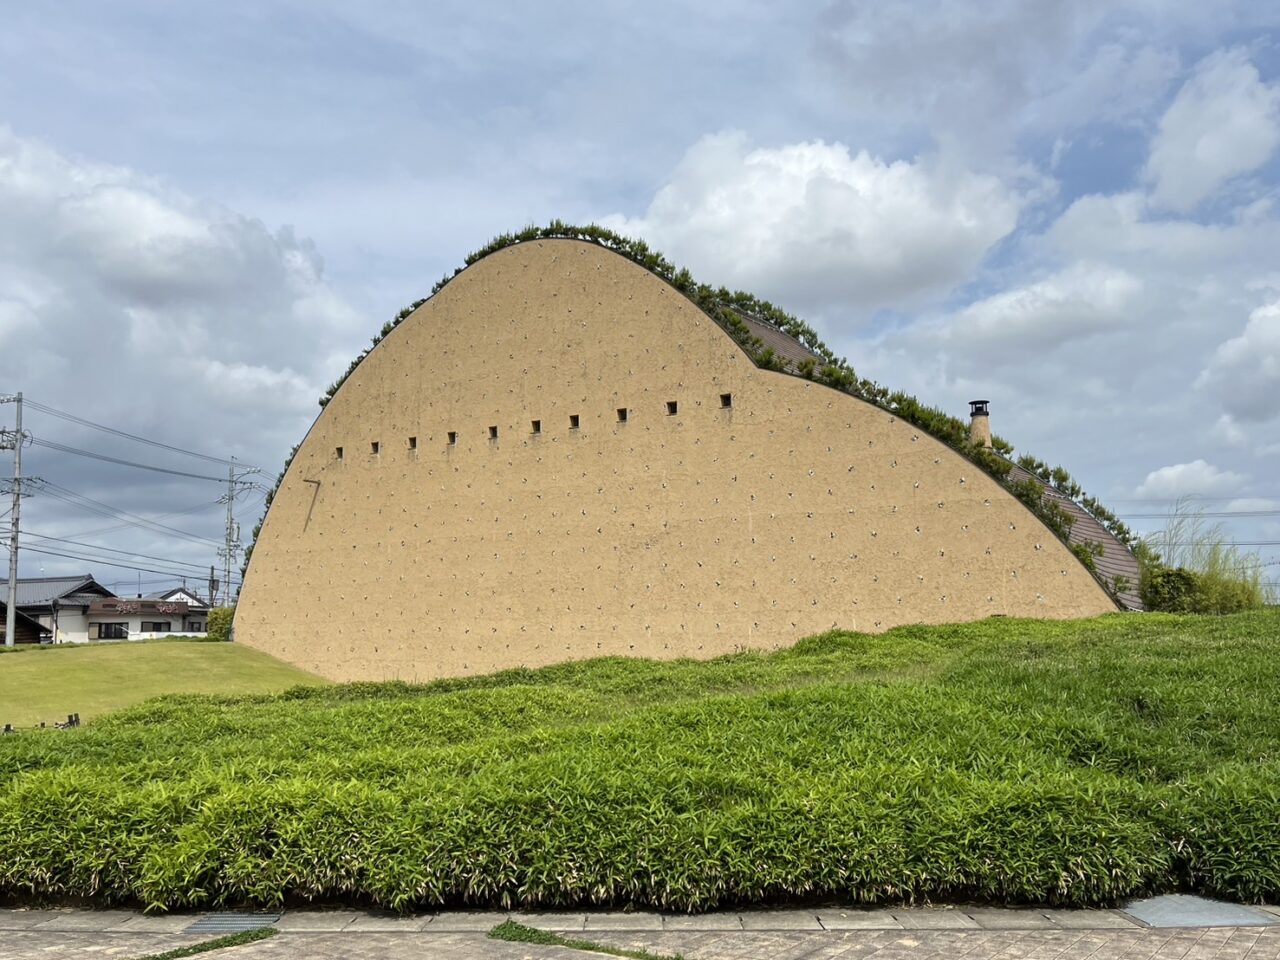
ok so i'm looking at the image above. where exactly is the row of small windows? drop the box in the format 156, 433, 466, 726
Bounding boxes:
334, 393, 733, 460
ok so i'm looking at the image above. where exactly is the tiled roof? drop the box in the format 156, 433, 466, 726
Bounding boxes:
733, 314, 825, 370
146, 587, 210, 607
1006, 464, 1142, 610
0, 575, 115, 608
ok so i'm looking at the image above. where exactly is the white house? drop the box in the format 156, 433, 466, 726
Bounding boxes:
0, 574, 209, 643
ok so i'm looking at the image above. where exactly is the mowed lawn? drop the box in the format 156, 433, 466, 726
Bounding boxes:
0, 640, 326, 725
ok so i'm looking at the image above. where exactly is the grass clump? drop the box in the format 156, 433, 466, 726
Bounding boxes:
490, 920, 682, 959
1138, 499, 1273, 614
137, 927, 275, 960
0, 611, 1278, 911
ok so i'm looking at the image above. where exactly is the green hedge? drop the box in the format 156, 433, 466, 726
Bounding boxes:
1, 610, 1277, 910
206, 607, 234, 642
1141, 566, 1264, 615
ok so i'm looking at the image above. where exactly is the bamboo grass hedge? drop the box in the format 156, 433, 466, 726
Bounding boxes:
1, 611, 1277, 911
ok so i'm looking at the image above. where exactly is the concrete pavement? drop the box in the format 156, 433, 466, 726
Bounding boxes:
1, 898, 1278, 959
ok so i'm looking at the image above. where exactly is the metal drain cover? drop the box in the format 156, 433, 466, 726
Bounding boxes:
1123, 895, 1277, 928
186, 912, 281, 934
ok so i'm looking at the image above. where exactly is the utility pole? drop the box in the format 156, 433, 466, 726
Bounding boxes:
215, 458, 260, 606
2, 393, 23, 648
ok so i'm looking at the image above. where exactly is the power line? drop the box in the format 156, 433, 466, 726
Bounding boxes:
35, 481, 221, 546
16, 543, 242, 585
1144, 540, 1280, 547
23, 399, 255, 469
1109, 495, 1280, 503
1119, 510, 1280, 519
20, 531, 215, 575
30, 437, 232, 484
61, 499, 221, 541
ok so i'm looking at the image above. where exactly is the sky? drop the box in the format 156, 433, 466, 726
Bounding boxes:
1, 0, 1278, 600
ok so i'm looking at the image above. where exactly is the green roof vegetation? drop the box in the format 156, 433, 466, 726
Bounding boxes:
245, 223, 1136, 597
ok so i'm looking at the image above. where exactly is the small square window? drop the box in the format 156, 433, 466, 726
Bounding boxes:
569, 414, 580, 429
489, 425, 499, 440
335, 446, 344, 460
617, 407, 628, 423
371, 441, 380, 455
531, 419, 541, 434
447, 431, 458, 445
408, 436, 417, 450
666, 400, 678, 416
720, 392, 733, 408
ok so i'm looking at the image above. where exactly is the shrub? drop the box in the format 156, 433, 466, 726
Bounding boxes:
1, 611, 1278, 911
1138, 499, 1269, 614
206, 607, 235, 642
1140, 566, 1199, 613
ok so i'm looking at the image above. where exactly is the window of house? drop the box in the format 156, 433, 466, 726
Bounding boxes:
616, 407, 628, 423
489, 425, 499, 439
140, 621, 172, 633
569, 414, 580, 429
447, 431, 458, 445
371, 441, 380, 455
408, 436, 418, 450
666, 401, 678, 415
92, 622, 128, 640
720, 392, 733, 408
531, 420, 541, 434
335, 446, 344, 460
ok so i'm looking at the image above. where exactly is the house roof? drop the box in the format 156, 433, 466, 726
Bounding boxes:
710, 316, 1143, 609
0, 574, 115, 608
1005, 464, 1142, 610
0, 601, 46, 633
734, 313, 825, 370
146, 587, 209, 606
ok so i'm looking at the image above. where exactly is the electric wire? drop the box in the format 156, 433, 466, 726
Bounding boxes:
20, 532, 217, 575
62, 499, 222, 541
1118, 510, 1280, 519
34, 481, 221, 546
23, 399, 256, 469
30, 437, 233, 484
17, 544, 242, 585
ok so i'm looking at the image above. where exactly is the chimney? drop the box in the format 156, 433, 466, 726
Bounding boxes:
968, 400, 992, 448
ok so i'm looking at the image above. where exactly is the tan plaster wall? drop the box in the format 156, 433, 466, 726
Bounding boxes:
235, 239, 1116, 682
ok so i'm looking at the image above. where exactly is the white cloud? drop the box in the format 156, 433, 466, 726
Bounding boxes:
1197, 299, 1280, 423
1145, 48, 1280, 212
1224, 497, 1279, 512
1135, 459, 1247, 499
948, 263, 1142, 353
815, 0, 1193, 158
606, 132, 1022, 317
1213, 413, 1249, 447
0, 126, 363, 582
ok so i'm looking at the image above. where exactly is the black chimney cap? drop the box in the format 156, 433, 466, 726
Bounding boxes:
969, 400, 989, 416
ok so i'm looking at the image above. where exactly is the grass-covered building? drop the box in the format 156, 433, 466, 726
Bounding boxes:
237, 232, 1137, 682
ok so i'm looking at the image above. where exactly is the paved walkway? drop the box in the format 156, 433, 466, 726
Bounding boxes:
2, 900, 1278, 959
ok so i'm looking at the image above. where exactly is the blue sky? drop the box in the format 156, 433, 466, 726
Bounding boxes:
1, 1, 1278, 595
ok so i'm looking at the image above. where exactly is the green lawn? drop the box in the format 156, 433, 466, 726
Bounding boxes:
1, 611, 1278, 912
0, 640, 326, 726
